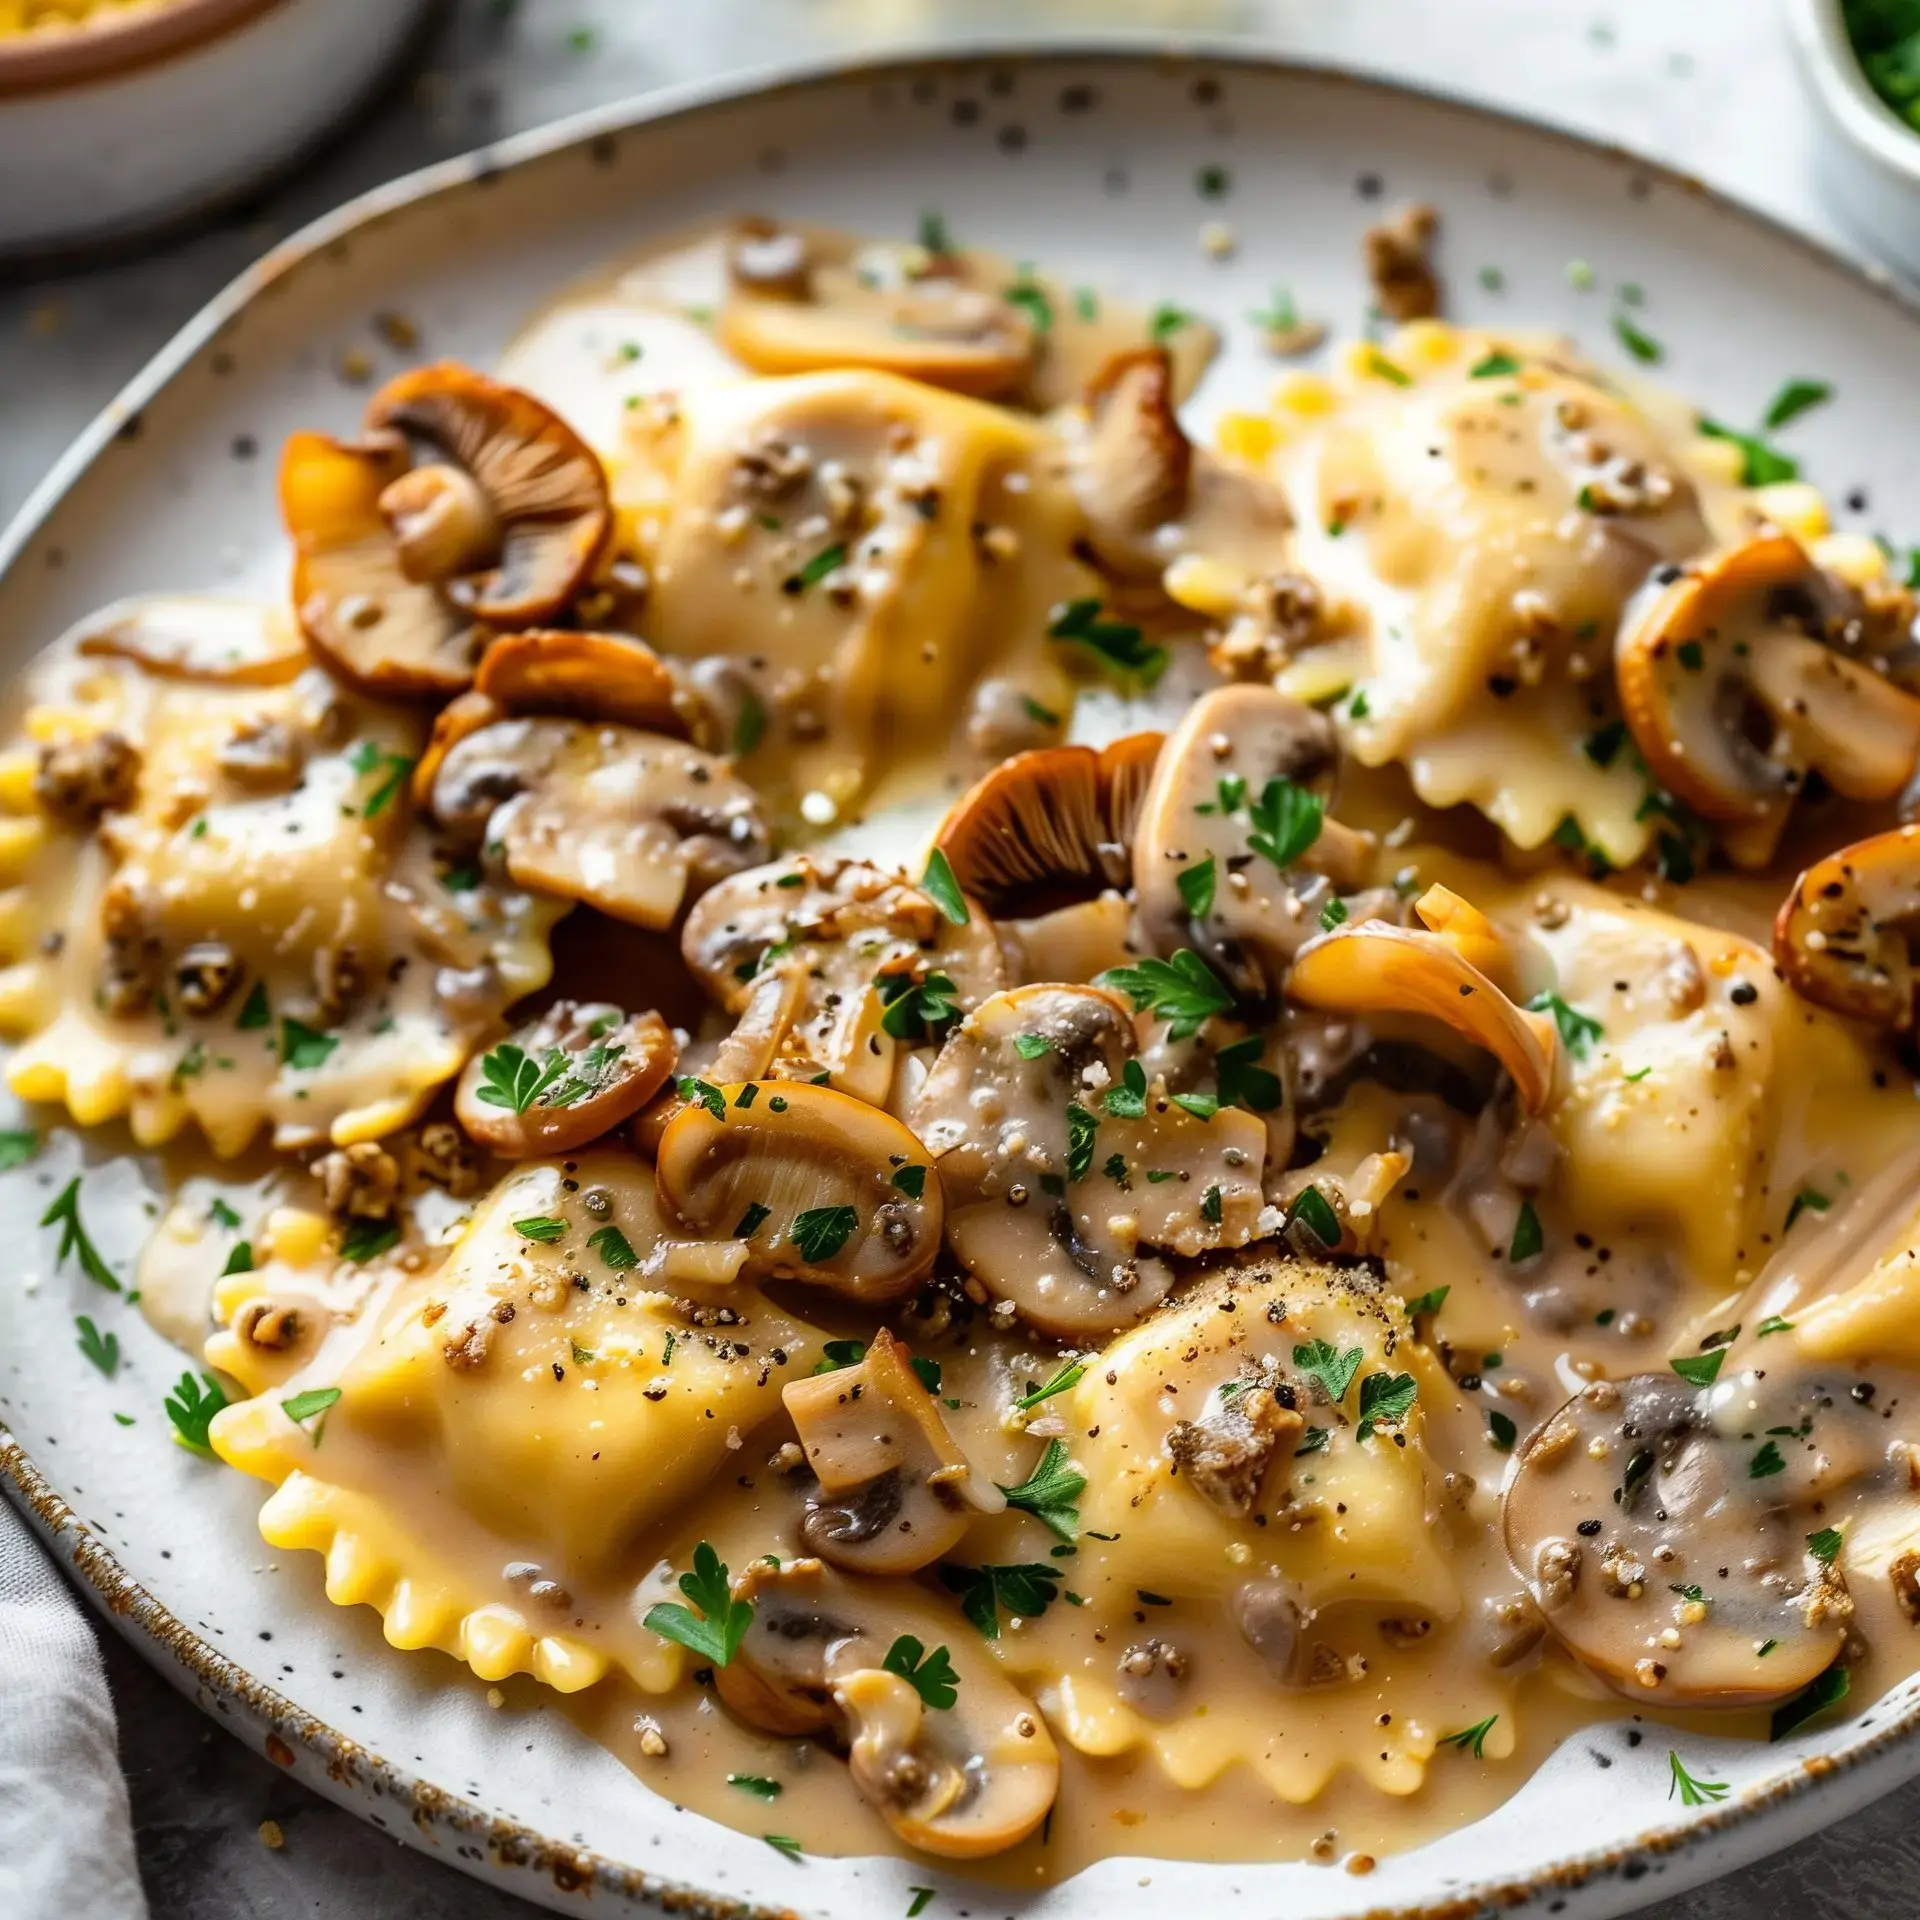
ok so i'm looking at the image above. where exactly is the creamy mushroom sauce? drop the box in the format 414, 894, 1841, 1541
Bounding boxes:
12, 218, 1920, 1882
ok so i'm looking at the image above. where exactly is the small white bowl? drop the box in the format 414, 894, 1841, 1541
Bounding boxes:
0, 0, 435, 264
1788, 0, 1920, 280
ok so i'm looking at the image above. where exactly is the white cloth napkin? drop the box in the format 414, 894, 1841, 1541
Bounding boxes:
0, 1497, 148, 1920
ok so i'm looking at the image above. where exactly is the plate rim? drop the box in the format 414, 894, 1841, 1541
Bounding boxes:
5, 34, 1919, 1920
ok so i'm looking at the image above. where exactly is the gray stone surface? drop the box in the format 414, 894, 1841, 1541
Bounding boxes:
8, 0, 1920, 1912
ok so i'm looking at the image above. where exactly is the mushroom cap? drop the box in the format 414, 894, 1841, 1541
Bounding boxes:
426, 716, 769, 929
782, 1327, 1003, 1575
1773, 823, 1920, 1030
474, 630, 688, 736
908, 983, 1268, 1337
1286, 920, 1560, 1112
408, 688, 501, 810
1616, 534, 1920, 841
1504, 1371, 1850, 1707
718, 1557, 1059, 1858
367, 362, 612, 625
653, 1080, 943, 1302
1132, 682, 1364, 998
933, 733, 1164, 919
718, 217, 1039, 399
454, 1002, 677, 1157
280, 428, 487, 696
75, 595, 310, 687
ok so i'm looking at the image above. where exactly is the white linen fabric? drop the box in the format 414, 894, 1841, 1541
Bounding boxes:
0, 1497, 148, 1920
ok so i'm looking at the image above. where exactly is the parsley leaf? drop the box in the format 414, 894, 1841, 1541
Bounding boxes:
1292, 1338, 1364, 1403
281, 1385, 342, 1445
1286, 1185, 1342, 1249
1509, 1199, 1543, 1263
891, 1165, 928, 1200
0, 1128, 38, 1170
476, 1043, 566, 1114
1612, 313, 1662, 363
997, 1438, 1086, 1541
728, 1774, 783, 1800
882, 1634, 960, 1709
339, 1217, 399, 1263
762, 1833, 804, 1861
1356, 1371, 1417, 1440
876, 968, 961, 1041
1215, 1035, 1283, 1112
812, 1338, 868, 1375
348, 738, 416, 819
41, 1177, 120, 1291
1671, 1347, 1727, 1387
1770, 1664, 1850, 1741
236, 981, 270, 1030
1528, 990, 1603, 1060
1048, 597, 1169, 686
1487, 1408, 1518, 1451
788, 542, 847, 592
1750, 1439, 1787, 1478
1756, 1314, 1796, 1337
1177, 856, 1216, 919
1014, 1360, 1085, 1412
1807, 1526, 1844, 1566
1013, 1033, 1054, 1060
75, 1314, 119, 1377
1470, 349, 1522, 378
1097, 950, 1234, 1041
1763, 379, 1832, 430
938, 1561, 1063, 1639
641, 1541, 755, 1666
1785, 1186, 1832, 1233
589, 1224, 638, 1270
1405, 1284, 1450, 1318
513, 1215, 567, 1243
1247, 776, 1325, 873
221, 1240, 254, 1277
1103, 1059, 1148, 1119
164, 1371, 228, 1455
1004, 273, 1054, 332
1150, 303, 1194, 343
1065, 1103, 1098, 1181
920, 848, 970, 925
675, 1074, 727, 1121
1699, 415, 1798, 486
791, 1204, 859, 1264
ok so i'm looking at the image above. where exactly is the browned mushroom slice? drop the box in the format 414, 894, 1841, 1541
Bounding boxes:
75, 595, 309, 687
717, 1558, 1059, 1858
654, 1081, 942, 1302
453, 1002, 676, 1157
783, 1329, 1003, 1574
1505, 1372, 1851, 1707
366, 363, 611, 624
474, 630, 688, 735
426, 716, 768, 928
719, 217, 1039, 399
1774, 825, 1920, 1030
907, 983, 1266, 1337
281, 364, 611, 696
1069, 347, 1294, 585
1133, 682, 1376, 998
1617, 534, 1920, 856
933, 733, 1164, 918
409, 688, 501, 809
1286, 921, 1559, 1112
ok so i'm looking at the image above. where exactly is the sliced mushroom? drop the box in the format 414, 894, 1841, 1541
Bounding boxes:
654, 1081, 942, 1301
474, 630, 688, 735
719, 218, 1038, 399
1617, 534, 1920, 854
280, 364, 610, 695
75, 595, 309, 687
1286, 921, 1560, 1112
409, 688, 501, 809
426, 716, 769, 927
680, 855, 1006, 1104
933, 734, 1163, 919
454, 1003, 676, 1157
1505, 1372, 1851, 1707
1166, 1376, 1306, 1518
1068, 347, 1294, 586
783, 1329, 1003, 1574
907, 984, 1267, 1337
1774, 824, 1920, 1030
717, 1557, 1059, 1858
1133, 683, 1379, 998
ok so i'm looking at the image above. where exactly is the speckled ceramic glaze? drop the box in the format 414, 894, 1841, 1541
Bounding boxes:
6, 45, 1920, 1920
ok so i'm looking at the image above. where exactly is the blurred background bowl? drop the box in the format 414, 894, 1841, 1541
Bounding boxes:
0, 0, 437, 264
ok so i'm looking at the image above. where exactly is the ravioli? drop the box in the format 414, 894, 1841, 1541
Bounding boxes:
0, 624, 560, 1154
210, 1151, 821, 1691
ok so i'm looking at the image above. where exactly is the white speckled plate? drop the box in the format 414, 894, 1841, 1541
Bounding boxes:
7, 42, 1920, 1920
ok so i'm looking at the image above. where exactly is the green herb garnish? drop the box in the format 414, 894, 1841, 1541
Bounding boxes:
998, 1438, 1085, 1541
642, 1541, 754, 1666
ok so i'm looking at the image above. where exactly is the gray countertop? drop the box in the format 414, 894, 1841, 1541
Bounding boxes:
6, 0, 1918, 1913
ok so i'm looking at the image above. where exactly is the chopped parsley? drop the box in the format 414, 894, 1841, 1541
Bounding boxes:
910, 1355, 942, 1394
281, 1385, 342, 1445
1670, 1347, 1728, 1387
762, 1834, 804, 1861
641, 1541, 754, 1666
513, 1215, 567, 1243
1248, 285, 1298, 333
918, 207, 953, 255
920, 848, 970, 925
339, 1217, 399, 1263
813, 1338, 868, 1375
728, 1774, 782, 1800
164, 1371, 228, 1455
279, 1018, 337, 1072
1470, 349, 1522, 378
1487, 1408, 1518, 1451
1807, 1526, 1844, 1565
236, 981, 270, 1030
1319, 897, 1348, 932
1293, 1337, 1364, 1403
1215, 1035, 1283, 1112
348, 738, 415, 819
1756, 1314, 1797, 1337
1528, 990, 1603, 1060
733, 689, 767, 755
1014, 1360, 1085, 1412
75, 1314, 119, 1378
675, 1075, 727, 1121
1013, 1032, 1054, 1060
1770, 1664, 1850, 1741
1365, 347, 1413, 386
1750, 1439, 1787, 1479
876, 968, 961, 1041
883, 1634, 959, 1709
41, 1177, 119, 1291
221, 1241, 254, 1277
1509, 1199, 1543, 1263
1150, 303, 1195, 342
1177, 856, 1217, 920
1102, 1059, 1149, 1120
998, 1438, 1085, 1541
791, 1204, 858, 1264
1004, 272, 1054, 332
209, 1196, 243, 1230
1785, 1186, 1832, 1233
1065, 1103, 1098, 1182
1438, 1714, 1498, 1759
588, 1224, 637, 1270
1048, 597, 1169, 686
1200, 1183, 1223, 1225
788, 542, 847, 592
1698, 415, 1798, 487
891, 1165, 928, 1201
907, 1888, 936, 1918
0, 1128, 38, 1170
1612, 313, 1662, 364
1405, 1285, 1450, 1318
1356, 1370, 1417, 1440
939, 1561, 1063, 1639
1763, 378, 1832, 430
1667, 1750, 1729, 1805
1097, 950, 1234, 1041
1286, 1185, 1341, 1249
1247, 776, 1324, 873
